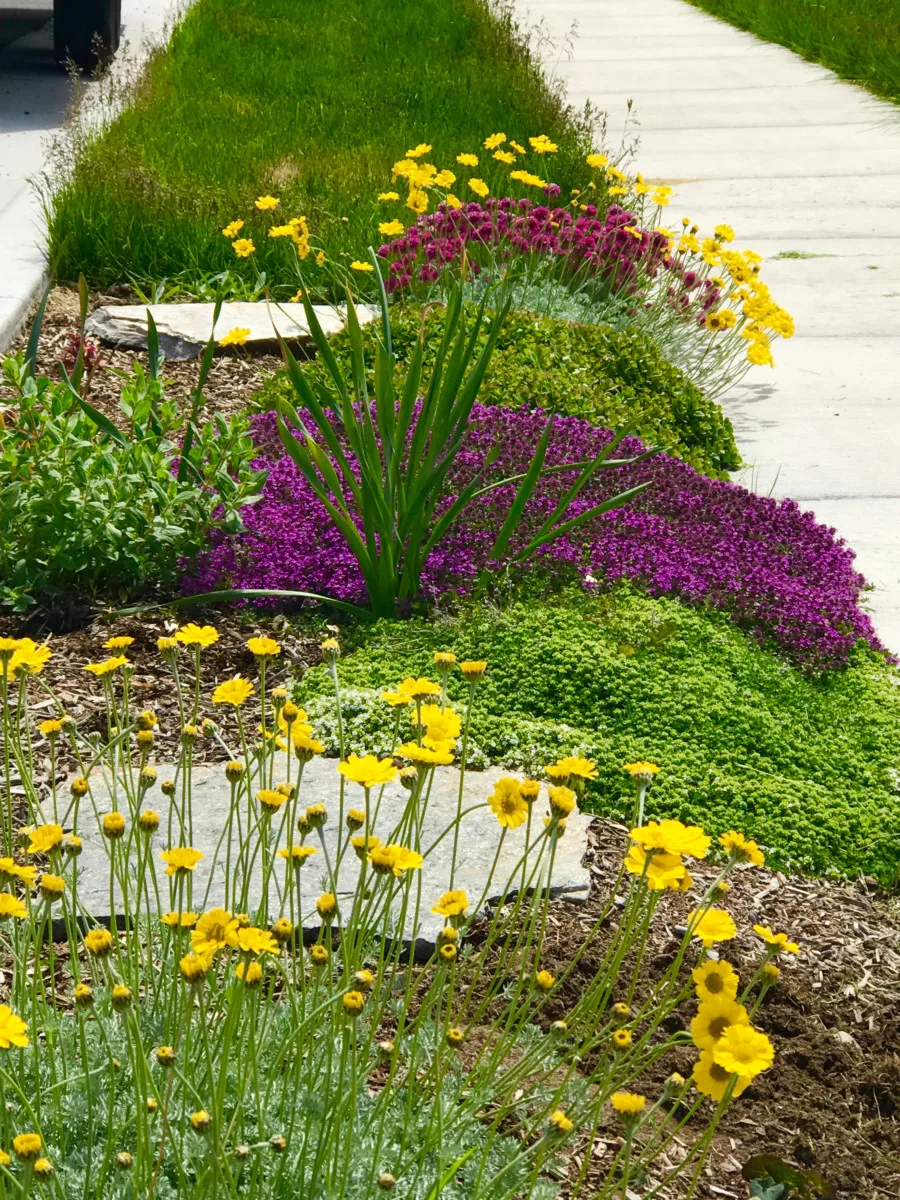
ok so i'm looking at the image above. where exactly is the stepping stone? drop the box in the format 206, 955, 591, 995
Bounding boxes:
84, 301, 379, 361
72, 760, 592, 949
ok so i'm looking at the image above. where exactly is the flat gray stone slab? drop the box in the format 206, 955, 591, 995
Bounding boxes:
75, 760, 591, 946
85, 301, 379, 360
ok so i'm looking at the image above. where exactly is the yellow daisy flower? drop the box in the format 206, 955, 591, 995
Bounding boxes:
690, 996, 749, 1051
488, 778, 528, 829
211, 677, 255, 707
692, 1048, 751, 1100
218, 327, 251, 348
753, 924, 799, 955
688, 908, 737, 947
160, 847, 204, 876
175, 623, 219, 648
431, 890, 468, 918
692, 959, 739, 1002
338, 754, 398, 789
712, 1025, 774, 1078
0, 1006, 28, 1049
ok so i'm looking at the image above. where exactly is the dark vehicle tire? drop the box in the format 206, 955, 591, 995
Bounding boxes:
53, 0, 121, 71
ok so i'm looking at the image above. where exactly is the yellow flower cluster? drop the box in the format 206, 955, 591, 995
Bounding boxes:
0, 637, 51, 682
390, 155, 459, 216
373, 130, 567, 240
220, 198, 322, 265
667, 224, 794, 366
690, 968, 775, 1099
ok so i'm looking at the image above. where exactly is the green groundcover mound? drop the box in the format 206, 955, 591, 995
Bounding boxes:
258, 305, 741, 478
293, 589, 900, 883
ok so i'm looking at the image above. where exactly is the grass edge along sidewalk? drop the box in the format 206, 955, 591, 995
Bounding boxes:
684, 0, 900, 104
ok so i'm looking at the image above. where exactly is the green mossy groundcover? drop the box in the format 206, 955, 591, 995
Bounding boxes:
292, 589, 900, 883
256, 305, 740, 477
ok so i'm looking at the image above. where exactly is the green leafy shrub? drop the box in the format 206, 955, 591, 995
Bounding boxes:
0, 354, 264, 613
257, 304, 740, 476
293, 587, 900, 882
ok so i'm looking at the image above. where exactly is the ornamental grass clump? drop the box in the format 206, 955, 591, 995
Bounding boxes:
259, 283, 651, 618
0, 630, 783, 1196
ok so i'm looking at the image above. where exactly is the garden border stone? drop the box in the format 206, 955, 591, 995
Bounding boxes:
85, 301, 380, 360
72, 760, 592, 949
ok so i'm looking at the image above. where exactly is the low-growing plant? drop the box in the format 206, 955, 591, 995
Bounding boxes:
0, 629, 785, 1196
256, 303, 741, 477
291, 590, 900, 882
186, 401, 876, 670
0, 351, 264, 615
743, 1155, 836, 1200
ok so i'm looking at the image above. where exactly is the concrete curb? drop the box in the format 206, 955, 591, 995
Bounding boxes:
0, 192, 49, 351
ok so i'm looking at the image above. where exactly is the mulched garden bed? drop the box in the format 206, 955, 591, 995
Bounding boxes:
4, 286, 282, 422
522, 820, 900, 1200
2, 601, 898, 1197
4, 289, 899, 1200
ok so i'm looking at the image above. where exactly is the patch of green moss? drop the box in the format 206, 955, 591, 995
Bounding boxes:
255, 304, 741, 477
293, 588, 900, 882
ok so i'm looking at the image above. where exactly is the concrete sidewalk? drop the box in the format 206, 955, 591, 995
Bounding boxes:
0, 0, 188, 348
520, 0, 900, 649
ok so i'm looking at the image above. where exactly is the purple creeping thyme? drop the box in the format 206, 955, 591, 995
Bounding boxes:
183, 405, 882, 670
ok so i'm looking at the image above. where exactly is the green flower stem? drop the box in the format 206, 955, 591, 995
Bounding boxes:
448, 682, 475, 888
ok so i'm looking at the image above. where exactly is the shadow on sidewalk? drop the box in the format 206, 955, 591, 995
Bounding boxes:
0, 10, 71, 143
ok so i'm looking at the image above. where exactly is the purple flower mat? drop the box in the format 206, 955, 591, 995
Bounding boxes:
183, 405, 882, 671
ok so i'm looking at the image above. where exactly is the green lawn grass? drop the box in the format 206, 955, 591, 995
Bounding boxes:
48, 0, 590, 287
293, 589, 900, 883
685, 0, 900, 103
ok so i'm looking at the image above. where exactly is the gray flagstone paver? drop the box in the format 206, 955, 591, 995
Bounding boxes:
75, 760, 592, 946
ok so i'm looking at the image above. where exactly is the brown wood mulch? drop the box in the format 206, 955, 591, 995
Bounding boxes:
517, 820, 900, 1200
2, 286, 284, 423
0, 609, 323, 776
